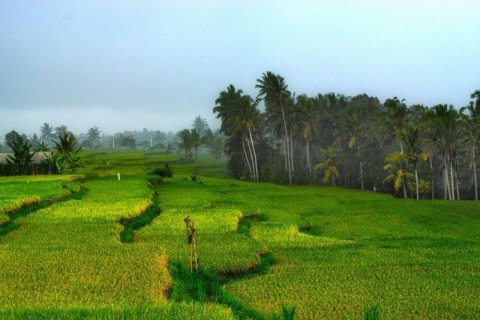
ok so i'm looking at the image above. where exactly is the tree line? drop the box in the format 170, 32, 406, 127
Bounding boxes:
213, 71, 480, 200
0, 130, 81, 176
1, 116, 225, 176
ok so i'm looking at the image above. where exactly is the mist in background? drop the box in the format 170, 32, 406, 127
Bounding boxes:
1, 0, 479, 137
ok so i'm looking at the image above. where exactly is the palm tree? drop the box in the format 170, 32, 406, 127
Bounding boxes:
54, 133, 82, 173
6, 136, 34, 175
40, 123, 55, 145
383, 151, 414, 199
417, 179, 432, 200
190, 129, 202, 161
343, 105, 366, 190
87, 126, 102, 149
460, 91, 480, 200
256, 71, 293, 184
177, 129, 193, 161
214, 85, 260, 182
401, 126, 425, 200
294, 94, 316, 172
384, 97, 408, 153
428, 105, 460, 200
315, 147, 340, 186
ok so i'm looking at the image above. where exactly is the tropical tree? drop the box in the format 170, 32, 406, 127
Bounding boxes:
40, 123, 55, 145
401, 126, 425, 200
87, 126, 102, 149
6, 136, 34, 175
342, 105, 366, 190
315, 147, 340, 186
383, 151, 414, 199
428, 105, 460, 200
417, 179, 432, 200
460, 90, 480, 200
177, 129, 193, 161
55, 125, 69, 138
193, 116, 209, 135
5, 130, 22, 148
384, 97, 409, 153
294, 94, 316, 172
214, 85, 260, 182
256, 71, 293, 184
54, 133, 82, 173
190, 129, 202, 161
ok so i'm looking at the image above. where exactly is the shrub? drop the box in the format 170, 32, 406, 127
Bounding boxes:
152, 164, 173, 178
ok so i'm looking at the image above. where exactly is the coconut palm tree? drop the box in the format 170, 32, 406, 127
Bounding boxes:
87, 126, 102, 149
417, 179, 432, 200
6, 136, 34, 175
214, 85, 260, 182
55, 125, 69, 138
315, 147, 340, 186
177, 129, 193, 161
256, 71, 293, 184
401, 125, 425, 200
460, 91, 480, 200
343, 105, 366, 190
40, 123, 55, 146
384, 97, 409, 153
428, 105, 460, 200
190, 129, 202, 161
54, 133, 82, 173
294, 94, 316, 172
383, 151, 414, 199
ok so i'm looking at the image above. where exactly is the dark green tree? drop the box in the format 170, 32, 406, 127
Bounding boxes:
54, 133, 82, 173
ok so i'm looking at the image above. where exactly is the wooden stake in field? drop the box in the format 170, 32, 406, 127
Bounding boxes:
184, 216, 198, 272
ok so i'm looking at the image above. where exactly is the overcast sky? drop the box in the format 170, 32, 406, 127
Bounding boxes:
1, 0, 479, 137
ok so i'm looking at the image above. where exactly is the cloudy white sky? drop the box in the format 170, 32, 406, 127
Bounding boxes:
1, 0, 479, 137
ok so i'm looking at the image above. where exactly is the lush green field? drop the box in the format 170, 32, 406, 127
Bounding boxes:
0, 174, 83, 215
0, 150, 479, 319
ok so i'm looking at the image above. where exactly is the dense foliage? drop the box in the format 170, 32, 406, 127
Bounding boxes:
214, 73, 480, 200
0, 132, 82, 176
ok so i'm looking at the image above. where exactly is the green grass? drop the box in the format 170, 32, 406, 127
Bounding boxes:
0, 150, 479, 319
136, 153, 480, 319
0, 303, 234, 320
0, 174, 84, 215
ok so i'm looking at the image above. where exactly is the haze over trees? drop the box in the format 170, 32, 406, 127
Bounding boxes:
214, 71, 480, 200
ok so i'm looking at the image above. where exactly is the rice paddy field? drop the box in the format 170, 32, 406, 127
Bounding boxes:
0, 150, 479, 319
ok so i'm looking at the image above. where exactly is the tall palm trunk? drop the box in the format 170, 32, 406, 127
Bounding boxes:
414, 167, 419, 200
241, 140, 253, 181
455, 167, 460, 200
357, 141, 364, 191
449, 158, 455, 200
306, 141, 312, 172
245, 137, 256, 182
279, 101, 292, 184
290, 128, 294, 172
444, 156, 450, 200
248, 128, 259, 183
429, 156, 435, 199
473, 147, 478, 201
402, 176, 407, 199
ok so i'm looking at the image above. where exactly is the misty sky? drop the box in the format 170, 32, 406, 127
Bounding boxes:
1, 0, 479, 138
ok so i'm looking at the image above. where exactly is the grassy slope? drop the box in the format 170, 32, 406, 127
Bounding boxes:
141, 153, 480, 319
0, 150, 479, 319
0, 152, 234, 319
0, 174, 84, 217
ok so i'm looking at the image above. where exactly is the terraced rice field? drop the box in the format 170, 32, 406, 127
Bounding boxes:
0, 151, 479, 319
